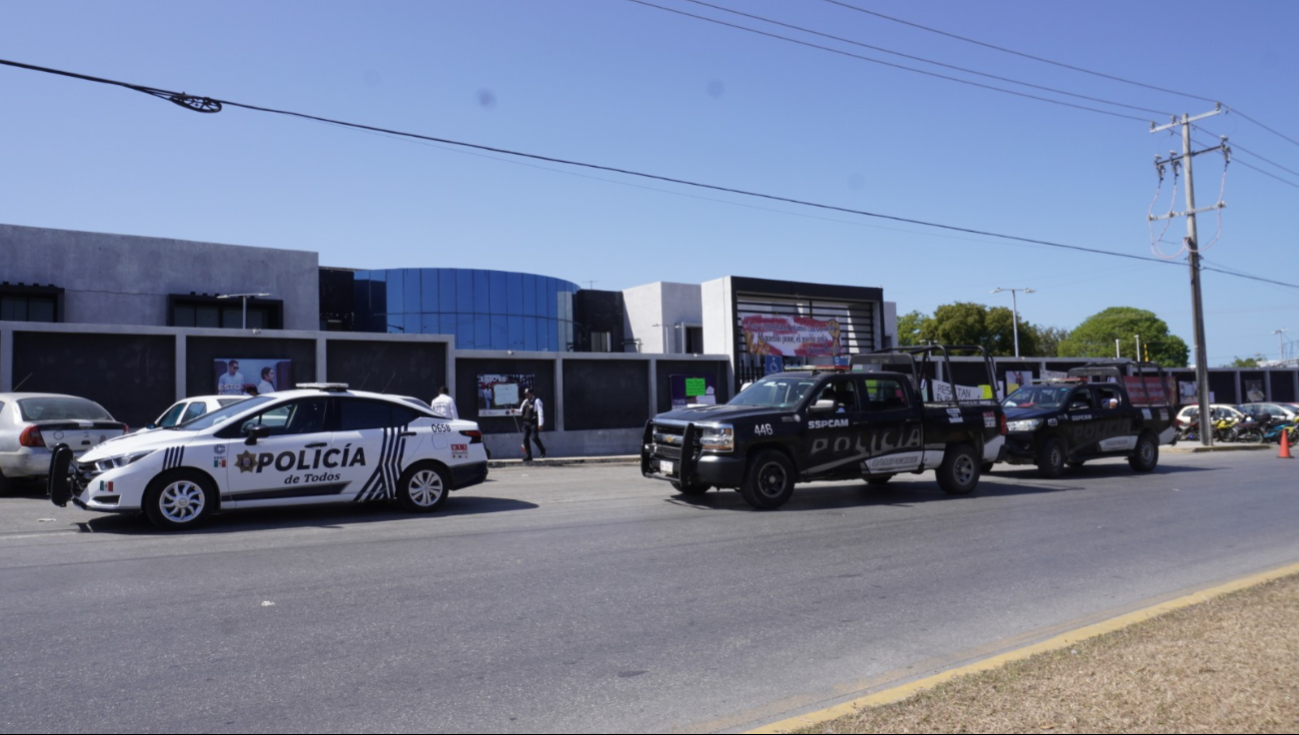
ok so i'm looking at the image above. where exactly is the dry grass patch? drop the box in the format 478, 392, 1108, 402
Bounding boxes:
798, 574, 1299, 734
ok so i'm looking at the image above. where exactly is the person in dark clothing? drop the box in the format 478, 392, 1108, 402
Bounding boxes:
518, 389, 546, 462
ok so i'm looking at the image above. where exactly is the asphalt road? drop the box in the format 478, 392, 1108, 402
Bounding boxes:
2, 451, 1297, 733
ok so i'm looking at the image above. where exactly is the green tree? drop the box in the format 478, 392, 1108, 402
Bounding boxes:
895, 310, 928, 346
1226, 355, 1263, 368
1030, 325, 1070, 358
918, 302, 1037, 357
1057, 307, 1189, 367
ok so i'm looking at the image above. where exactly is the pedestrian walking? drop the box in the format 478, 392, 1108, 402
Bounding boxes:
518, 388, 546, 462
430, 385, 459, 420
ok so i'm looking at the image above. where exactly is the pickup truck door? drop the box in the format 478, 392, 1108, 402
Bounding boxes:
802, 377, 867, 477
1093, 383, 1138, 453
1063, 386, 1104, 455
859, 376, 924, 474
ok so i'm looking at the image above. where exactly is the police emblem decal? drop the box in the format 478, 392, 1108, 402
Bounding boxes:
235, 451, 258, 473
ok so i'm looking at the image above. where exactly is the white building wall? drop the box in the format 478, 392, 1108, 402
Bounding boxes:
702, 276, 733, 358
621, 281, 703, 354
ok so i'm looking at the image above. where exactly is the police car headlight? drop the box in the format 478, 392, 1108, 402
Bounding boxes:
699, 424, 734, 453
95, 450, 156, 472
1007, 419, 1042, 432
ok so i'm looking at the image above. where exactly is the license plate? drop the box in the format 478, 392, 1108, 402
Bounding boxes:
660, 460, 675, 476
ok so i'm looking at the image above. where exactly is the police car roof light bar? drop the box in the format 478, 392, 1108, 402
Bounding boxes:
296, 383, 351, 392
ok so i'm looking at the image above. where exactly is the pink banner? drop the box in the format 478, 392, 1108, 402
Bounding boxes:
741, 314, 841, 357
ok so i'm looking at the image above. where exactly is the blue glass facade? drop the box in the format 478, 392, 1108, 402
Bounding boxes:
353, 268, 579, 351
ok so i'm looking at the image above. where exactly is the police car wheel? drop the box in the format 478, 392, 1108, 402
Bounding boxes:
937, 443, 979, 495
1036, 437, 1066, 479
144, 470, 216, 531
1128, 433, 1159, 473
0, 466, 10, 495
397, 462, 449, 512
670, 479, 712, 496
740, 450, 795, 510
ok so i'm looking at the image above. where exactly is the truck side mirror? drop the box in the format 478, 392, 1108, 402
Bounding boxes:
810, 399, 837, 413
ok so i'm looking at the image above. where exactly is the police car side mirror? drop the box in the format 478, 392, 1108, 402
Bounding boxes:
244, 424, 271, 445
1069, 402, 1089, 412
810, 399, 837, 413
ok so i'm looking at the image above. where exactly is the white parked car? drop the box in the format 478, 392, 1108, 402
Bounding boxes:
0, 393, 128, 493
49, 384, 489, 530
144, 395, 251, 431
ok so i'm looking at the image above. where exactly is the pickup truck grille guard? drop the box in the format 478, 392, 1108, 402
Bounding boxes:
641, 421, 700, 485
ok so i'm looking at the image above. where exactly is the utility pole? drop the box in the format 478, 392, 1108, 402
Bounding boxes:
1274, 328, 1288, 363
991, 287, 1034, 358
1151, 106, 1228, 446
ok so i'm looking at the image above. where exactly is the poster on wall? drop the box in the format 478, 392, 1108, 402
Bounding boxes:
215, 359, 293, 396
740, 314, 841, 357
1178, 381, 1215, 405
1245, 379, 1265, 403
478, 374, 535, 416
1005, 370, 1033, 393
670, 374, 718, 409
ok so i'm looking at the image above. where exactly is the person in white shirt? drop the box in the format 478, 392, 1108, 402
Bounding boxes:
431, 386, 459, 420
257, 367, 277, 396
217, 361, 245, 395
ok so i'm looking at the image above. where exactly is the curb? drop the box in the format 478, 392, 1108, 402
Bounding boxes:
487, 455, 640, 469
1164, 443, 1275, 453
747, 559, 1299, 733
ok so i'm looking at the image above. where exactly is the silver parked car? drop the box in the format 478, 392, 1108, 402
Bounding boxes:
0, 393, 128, 492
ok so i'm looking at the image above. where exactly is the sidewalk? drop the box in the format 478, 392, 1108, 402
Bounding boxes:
487, 455, 640, 469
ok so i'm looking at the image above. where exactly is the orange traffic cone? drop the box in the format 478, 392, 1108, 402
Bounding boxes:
1280, 429, 1293, 460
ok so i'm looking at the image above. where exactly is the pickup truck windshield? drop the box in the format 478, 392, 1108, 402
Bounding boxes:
1003, 385, 1074, 409
731, 375, 820, 409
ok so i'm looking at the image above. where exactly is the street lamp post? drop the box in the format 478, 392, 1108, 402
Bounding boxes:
216, 292, 272, 330
991, 287, 1035, 358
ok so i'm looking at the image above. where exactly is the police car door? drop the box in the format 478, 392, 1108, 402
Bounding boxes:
1093, 383, 1137, 453
1063, 386, 1102, 455
331, 397, 425, 504
802, 376, 865, 478
860, 376, 924, 474
221, 397, 337, 507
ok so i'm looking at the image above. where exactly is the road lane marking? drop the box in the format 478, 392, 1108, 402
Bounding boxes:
748, 558, 1299, 734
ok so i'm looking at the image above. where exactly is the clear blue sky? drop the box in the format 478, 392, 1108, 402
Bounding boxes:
3, 0, 1297, 365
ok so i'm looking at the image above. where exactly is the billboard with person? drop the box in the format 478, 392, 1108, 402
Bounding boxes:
215, 359, 293, 396
477, 373, 535, 416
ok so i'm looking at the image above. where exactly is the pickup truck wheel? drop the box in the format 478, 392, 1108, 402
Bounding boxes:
1128, 432, 1159, 472
937, 443, 979, 495
740, 450, 795, 510
864, 474, 893, 486
1036, 437, 1066, 479
670, 479, 712, 496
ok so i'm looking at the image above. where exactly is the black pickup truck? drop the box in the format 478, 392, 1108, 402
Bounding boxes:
640, 346, 1007, 509
1000, 362, 1176, 477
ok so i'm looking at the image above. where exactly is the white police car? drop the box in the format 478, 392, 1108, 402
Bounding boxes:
48, 384, 489, 530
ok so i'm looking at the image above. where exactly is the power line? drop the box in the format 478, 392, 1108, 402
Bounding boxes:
5, 56, 1299, 294
1195, 125, 1299, 179
818, 0, 1217, 104
621, 0, 1151, 122
665, 0, 1172, 117
1190, 133, 1299, 191
818, 0, 1299, 158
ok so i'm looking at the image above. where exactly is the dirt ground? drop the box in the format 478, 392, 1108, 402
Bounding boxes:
798, 574, 1299, 734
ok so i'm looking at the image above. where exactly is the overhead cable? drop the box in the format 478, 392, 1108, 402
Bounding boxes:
817, 0, 1218, 104
621, 0, 1151, 122
667, 0, 1172, 117
3, 56, 1299, 293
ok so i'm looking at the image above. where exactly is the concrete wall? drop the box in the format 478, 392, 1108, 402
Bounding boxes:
622, 281, 702, 354
0, 224, 319, 330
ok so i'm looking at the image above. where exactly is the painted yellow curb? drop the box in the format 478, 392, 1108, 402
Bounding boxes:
749, 559, 1299, 734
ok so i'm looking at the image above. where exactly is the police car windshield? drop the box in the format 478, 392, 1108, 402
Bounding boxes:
1003, 385, 1072, 409
730, 375, 819, 408
174, 395, 277, 431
